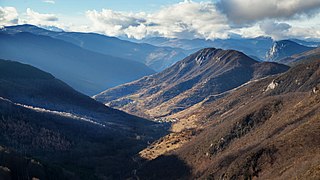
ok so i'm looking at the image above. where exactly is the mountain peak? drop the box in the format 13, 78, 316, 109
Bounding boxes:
95, 47, 288, 118
192, 48, 256, 67
266, 40, 314, 61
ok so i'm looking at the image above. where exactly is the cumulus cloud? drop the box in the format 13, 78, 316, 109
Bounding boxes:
229, 25, 265, 38
218, 0, 320, 24
288, 26, 320, 40
1, 1, 320, 41
0, 7, 59, 27
26, 8, 58, 22
86, 1, 230, 39
86, 9, 147, 37
259, 21, 292, 40
12, 8, 62, 28
0, 6, 19, 26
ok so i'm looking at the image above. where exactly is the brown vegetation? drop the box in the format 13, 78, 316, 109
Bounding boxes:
95, 48, 288, 119
136, 58, 320, 180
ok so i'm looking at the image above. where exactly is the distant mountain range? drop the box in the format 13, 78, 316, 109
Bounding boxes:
1, 23, 320, 180
0, 59, 166, 179
94, 48, 289, 118
3, 25, 188, 72
1, 25, 318, 96
0, 31, 155, 95
5, 25, 319, 72
137, 36, 320, 62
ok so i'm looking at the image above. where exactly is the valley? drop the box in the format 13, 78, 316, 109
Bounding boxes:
0, 19, 319, 180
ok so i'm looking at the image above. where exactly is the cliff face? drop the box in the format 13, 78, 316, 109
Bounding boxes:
266, 40, 314, 62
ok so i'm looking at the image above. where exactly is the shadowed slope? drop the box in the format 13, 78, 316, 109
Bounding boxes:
0, 59, 166, 179
0, 32, 155, 95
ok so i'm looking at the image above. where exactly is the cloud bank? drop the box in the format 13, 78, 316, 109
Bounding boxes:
218, 0, 320, 24
259, 21, 292, 40
25, 8, 58, 22
84, 0, 320, 39
1, 0, 320, 40
0, 7, 60, 27
86, 1, 230, 39
0, 7, 19, 26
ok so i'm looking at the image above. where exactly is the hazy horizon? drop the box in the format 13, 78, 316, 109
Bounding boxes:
1, 0, 320, 40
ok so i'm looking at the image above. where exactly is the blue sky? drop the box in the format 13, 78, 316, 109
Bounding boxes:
1, 0, 320, 40
1, 0, 207, 14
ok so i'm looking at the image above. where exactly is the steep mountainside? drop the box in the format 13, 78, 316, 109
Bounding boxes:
0, 32, 155, 95
0, 145, 77, 180
266, 40, 314, 61
94, 48, 289, 118
136, 57, 320, 180
290, 38, 320, 47
279, 47, 320, 65
3, 24, 187, 71
0, 59, 125, 118
0, 59, 166, 179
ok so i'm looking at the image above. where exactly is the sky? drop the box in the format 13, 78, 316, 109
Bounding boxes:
1, 0, 320, 40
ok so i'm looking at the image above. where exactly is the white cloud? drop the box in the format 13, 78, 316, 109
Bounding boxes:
26, 8, 58, 22
0, 6, 19, 26
0, 7, 79, 31
1, 1, 320, 41
85, 1, 230, 39
229, 25, 265, 38
0, 7, 60, 27
218, 0, 320, 24
288, 25, 320, 40
43, 0, 55, 4
86, 9, 147, 37
16, 8, 64, 29
17, 8, 61, 27
259, 21, 292, 40
83, 0, 320, 40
